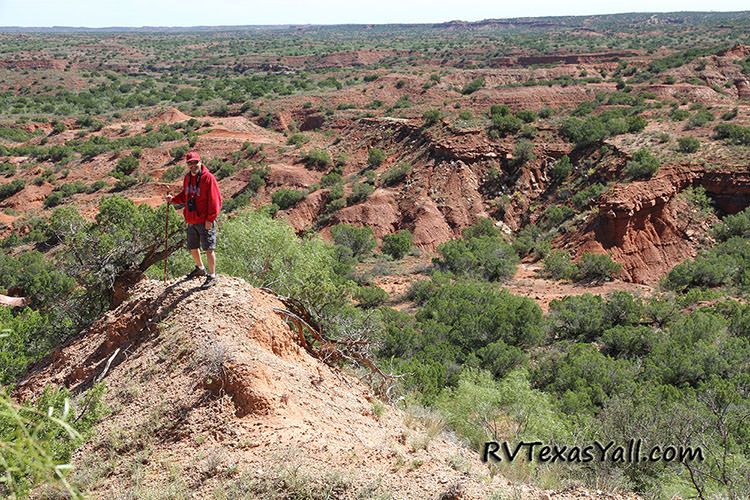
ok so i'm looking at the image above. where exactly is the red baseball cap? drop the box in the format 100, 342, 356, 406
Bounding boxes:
185, 151, 201, 163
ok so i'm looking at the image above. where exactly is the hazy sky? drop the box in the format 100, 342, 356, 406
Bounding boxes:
0, 0, 747, 27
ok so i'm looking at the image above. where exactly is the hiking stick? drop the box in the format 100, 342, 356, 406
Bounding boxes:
163, 193, 170, 283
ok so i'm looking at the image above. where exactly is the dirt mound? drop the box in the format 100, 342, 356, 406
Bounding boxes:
18, 276, 603, 498
149, 107, 192, 125
203, 117, 284, 144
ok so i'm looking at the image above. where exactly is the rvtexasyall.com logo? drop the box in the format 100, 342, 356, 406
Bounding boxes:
482, 440, 704, 464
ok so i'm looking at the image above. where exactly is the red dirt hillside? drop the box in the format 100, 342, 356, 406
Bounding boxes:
15, 276, 638, 499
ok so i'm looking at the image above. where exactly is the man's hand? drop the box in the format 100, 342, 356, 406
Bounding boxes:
205, 221, 213, 230
165, 194, 173, 203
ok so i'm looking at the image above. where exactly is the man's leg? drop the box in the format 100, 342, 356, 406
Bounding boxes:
185, 225, 207, 279
199, 222, 218, 288
190, 248, 204, 269
205, 249, 215, 276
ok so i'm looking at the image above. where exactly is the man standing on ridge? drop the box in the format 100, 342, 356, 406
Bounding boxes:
166, 151, 223, 289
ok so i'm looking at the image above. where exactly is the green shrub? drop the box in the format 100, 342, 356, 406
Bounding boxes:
169, 210, 350, 312
393, 95, 410, 109
162, 164, 184, 182
677, 136, 700, 153
713, 208, 750, 242
302, 148, 332, 170
415, 276, 545, 350
511, 139, 536, 167
550, 156, 572, 185
113, 155, 138, 177
435, 235, 519, 282
512, 224, 542, 257
0, 308, 54, 384
714, 123, 750, 146
462, 218, 501, 240
346, 182, 374, 205
43, 191, 65, 208
474, 341, 528, 379
574, 252, 623, 283
624, 148, 660, 180
537, 343, 636, 414
516, 109, 537, 123
422, 109, 443, 127
538, 107, 554, 119
367, 148, 386, 169
461, 77, 485, 95
488, 114, 522, 139
331, 224, 376, 260
663, 237, 750, 292
0, 180, 24, 201
548, 293, 605, 341
489, 104, 510, 117
643, 310, 731, 387
0, 127, 33, 142
601, 325, 658, 359
687, 109, 714, 129
539, 205, 575, 231
170, 145, 189, 160
721, 107, 738, 121
669, 108, 690, 121
271, 189, 306, 209
0, 385, 106, 498
43, 182, 87, 208
318, 173, 340, 190
603, 291, 644, 327
379, 162, 411, 187
381, 230, 413, 259
543, 250, 576, 280
354, 285, 388, 308
86, 180, 107, 193
436, 370, 568, 449
561, 110, 646, 148
113, 175, 139, 192
207, 158, 236, 180
52, 121, 66, 134
287, 133, 309, 147
0, 162, 16, 177
571, 183, 606, 210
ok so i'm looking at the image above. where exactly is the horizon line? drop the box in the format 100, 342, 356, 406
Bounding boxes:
1, 10, 749, 30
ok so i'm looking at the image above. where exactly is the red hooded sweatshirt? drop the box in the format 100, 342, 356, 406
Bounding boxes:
170, 164, 222, 225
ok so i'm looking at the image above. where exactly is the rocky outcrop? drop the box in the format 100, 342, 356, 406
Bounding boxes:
282, 189, 329, 233
570, 165, 750, 283
335, 189, 402, 239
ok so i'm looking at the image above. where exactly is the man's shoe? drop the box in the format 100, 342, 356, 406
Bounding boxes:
201, 275, 217, 289
186, 266, 206, 279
